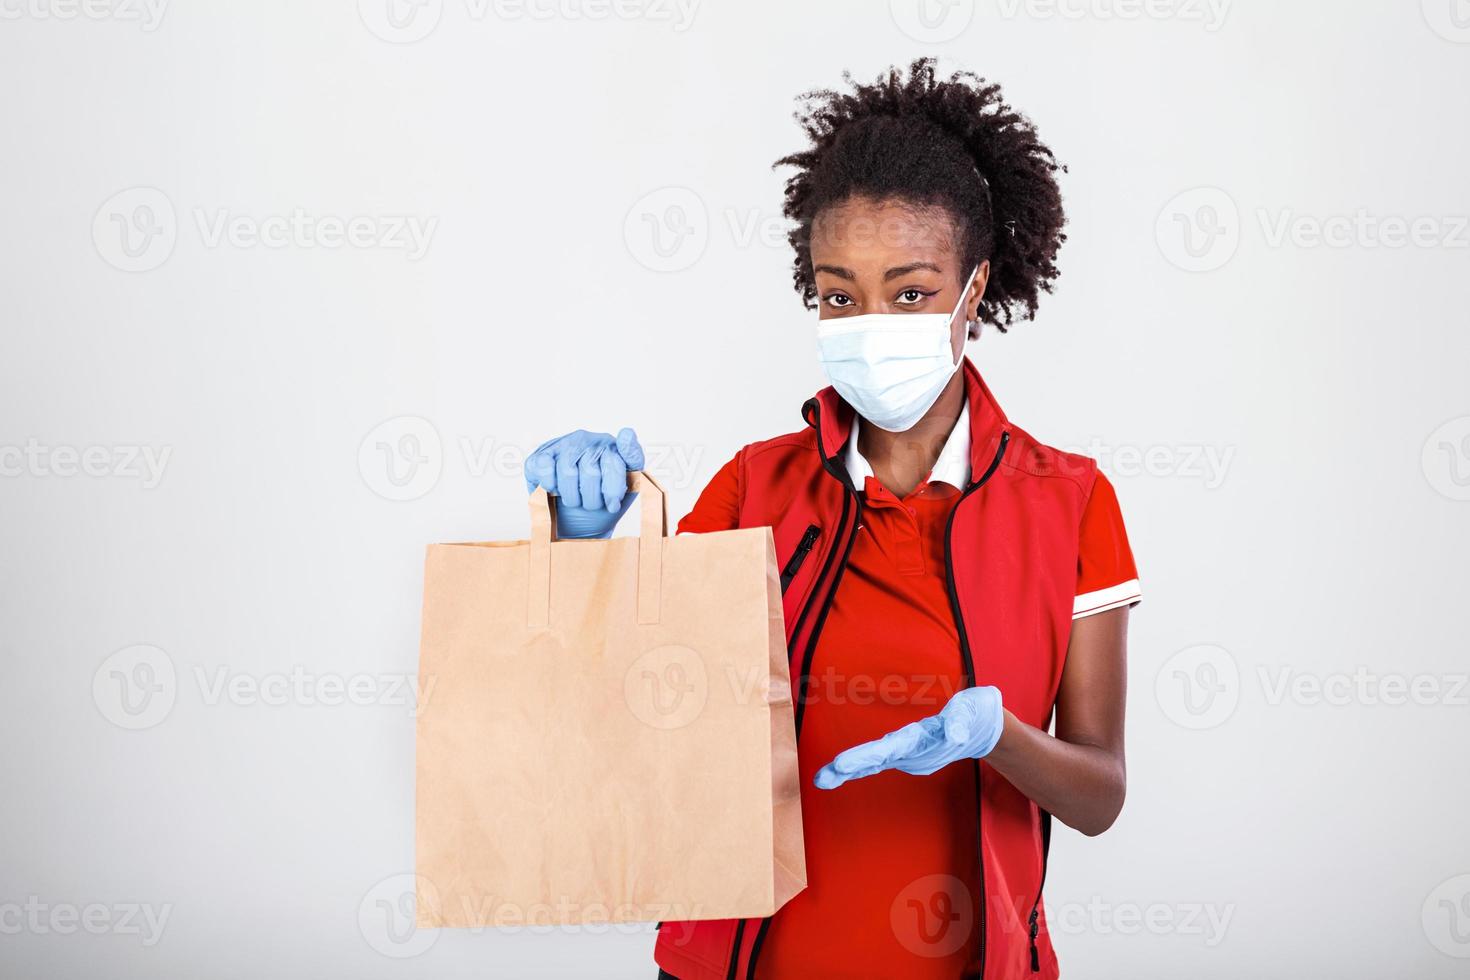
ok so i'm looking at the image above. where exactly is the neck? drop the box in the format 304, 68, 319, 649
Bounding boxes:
857, 368, 967, 498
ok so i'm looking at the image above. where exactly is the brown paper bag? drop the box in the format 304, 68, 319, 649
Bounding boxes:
414, 472, 805, 927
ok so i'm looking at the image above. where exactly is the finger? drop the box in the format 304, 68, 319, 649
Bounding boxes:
615, 427, 646, 471
556, 443, 583, 509
892, 735, 963, 776
942, 712, 980, 747
940, 686, 1003, 757
600, 447, 630, 513
861, 718, 931, 762
829, 733, 901, 776
836, 717, 942, 773
578, 451, 604, 513
814, 762, 864, 790
814, 754, 889, 789
525, 448, 558, 495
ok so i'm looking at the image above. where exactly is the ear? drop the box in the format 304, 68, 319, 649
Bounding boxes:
966, 261, 991, 339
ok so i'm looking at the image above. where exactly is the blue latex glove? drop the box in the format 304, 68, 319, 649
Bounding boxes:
813, 686, 1005, 790
524, 428, 645, 540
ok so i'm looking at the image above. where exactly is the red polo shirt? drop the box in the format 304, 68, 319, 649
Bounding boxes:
754, 410, 1139, 978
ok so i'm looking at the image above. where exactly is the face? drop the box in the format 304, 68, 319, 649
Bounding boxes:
810, 196, 990, 361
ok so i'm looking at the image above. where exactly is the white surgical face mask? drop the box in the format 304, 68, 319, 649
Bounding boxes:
815, 266, 978, 433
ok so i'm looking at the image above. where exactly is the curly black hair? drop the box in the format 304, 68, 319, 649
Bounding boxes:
775, 58, 1066, 332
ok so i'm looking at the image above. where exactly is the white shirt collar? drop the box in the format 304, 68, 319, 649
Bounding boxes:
843, 404, 972, 491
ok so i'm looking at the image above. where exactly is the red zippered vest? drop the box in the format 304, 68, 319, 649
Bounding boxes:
655, 359, 1100, 980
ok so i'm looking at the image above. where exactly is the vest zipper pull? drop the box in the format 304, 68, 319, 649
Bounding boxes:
1028, 907, 1040, 971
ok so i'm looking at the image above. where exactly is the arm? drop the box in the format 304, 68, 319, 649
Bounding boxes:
983, 606, 1129, 837
675, 449, 743, 534
812, 606, 1131, 838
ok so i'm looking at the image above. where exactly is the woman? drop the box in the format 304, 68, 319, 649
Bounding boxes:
524, 60, 1140, 980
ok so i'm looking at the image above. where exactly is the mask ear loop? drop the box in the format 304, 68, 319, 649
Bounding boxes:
967, 165, 997, 342
953, 263, 982, 362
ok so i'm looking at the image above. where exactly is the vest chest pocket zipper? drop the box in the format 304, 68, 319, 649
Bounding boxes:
779, 524, 821, 594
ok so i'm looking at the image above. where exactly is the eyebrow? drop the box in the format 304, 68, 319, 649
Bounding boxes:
882, 261, 944, 281
812, 261, 945, 282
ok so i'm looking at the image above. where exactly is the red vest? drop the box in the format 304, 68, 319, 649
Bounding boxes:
655, 360, 1100, 980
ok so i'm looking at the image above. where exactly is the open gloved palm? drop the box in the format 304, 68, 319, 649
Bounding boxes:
813, 685, 1004, 790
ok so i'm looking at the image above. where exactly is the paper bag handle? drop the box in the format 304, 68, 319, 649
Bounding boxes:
527, 471, 668, 628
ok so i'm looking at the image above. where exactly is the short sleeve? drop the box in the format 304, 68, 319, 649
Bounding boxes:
1073, 472, 1141, 619
675, 449, 743, 534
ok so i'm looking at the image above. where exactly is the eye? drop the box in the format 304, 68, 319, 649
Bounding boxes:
823, 293, 854, 309
896, 288, 936, 307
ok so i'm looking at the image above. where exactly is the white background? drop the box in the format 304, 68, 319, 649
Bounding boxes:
2, 1, 1469, 977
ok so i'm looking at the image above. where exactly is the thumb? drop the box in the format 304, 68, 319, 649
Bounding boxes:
939, 687, 985, 744
941, 707, 975, 746
615, 427, 646, 470
941, 687, 1003, 756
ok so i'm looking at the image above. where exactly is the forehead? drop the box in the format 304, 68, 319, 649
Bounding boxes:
809, 196, 960, 271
